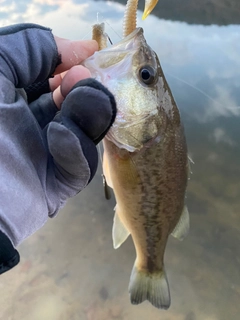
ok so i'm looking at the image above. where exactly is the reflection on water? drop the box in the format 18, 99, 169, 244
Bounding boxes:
1, 0, 240, 319
108, 0, 240, 25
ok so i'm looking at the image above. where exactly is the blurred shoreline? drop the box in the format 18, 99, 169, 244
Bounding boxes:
98, 0, 240, 25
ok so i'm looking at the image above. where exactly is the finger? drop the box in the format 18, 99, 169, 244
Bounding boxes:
49, 71, 68, 92
49, 74, 63, 92
52, 86, 64, 110
54, 37, 98, 74
61, 65, 91, 97
52, 65, 91, 109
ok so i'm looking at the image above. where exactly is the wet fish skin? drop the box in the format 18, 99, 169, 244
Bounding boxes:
103, 103, 188, 309
83, 26, 189, 309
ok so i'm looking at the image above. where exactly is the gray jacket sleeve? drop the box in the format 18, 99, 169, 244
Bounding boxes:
0, 24, 116, 248
0, 24, 61, 247
0, 25, 66, 246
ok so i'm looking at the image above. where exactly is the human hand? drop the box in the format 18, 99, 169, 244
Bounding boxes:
25, 34, 97, 107
0, 23, 116, 274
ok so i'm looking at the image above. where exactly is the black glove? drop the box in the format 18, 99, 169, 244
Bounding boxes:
0, 231, 20, 274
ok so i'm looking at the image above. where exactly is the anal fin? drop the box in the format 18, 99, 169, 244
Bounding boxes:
112, 206, 130, 249
171, 205, 190, 241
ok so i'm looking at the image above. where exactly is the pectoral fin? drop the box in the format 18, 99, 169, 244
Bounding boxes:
103, 150, 113, 189
112, 207, 130, 249
171, 205, 189, 241
187, 155, 194, 179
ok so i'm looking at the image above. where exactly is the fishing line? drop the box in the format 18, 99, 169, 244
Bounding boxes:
82, 12, 120, 44
81, 12, 106, 40
104, 20, 122, 41
81, 30, 92, 40
165, 72, 240, 111
97, 11, 122, 41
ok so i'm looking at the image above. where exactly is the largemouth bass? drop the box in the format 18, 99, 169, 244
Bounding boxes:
83, 0, 189, 310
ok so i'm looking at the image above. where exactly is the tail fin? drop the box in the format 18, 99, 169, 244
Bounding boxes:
128, 264, 170, 310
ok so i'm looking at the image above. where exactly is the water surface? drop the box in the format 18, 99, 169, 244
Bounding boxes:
0, 1, 240, 319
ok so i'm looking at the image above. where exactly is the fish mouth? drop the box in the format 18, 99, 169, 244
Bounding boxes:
121, 27, 144, 42
110, 27, 144, 50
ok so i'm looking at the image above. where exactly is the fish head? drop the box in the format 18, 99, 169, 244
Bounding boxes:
83, 27, 178, 152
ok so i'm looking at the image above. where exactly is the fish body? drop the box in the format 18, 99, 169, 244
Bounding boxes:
103, 123, 188, 308
83, 26, 189, 309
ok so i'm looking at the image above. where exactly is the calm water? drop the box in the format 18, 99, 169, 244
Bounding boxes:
1, 1, 240, 319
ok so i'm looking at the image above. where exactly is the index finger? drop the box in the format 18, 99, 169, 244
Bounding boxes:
54, 36, 98, 74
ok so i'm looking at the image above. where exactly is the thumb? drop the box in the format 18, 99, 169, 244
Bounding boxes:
52, 65, 92, 109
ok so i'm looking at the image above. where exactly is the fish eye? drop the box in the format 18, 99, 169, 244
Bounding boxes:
139, 66, 156, 85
